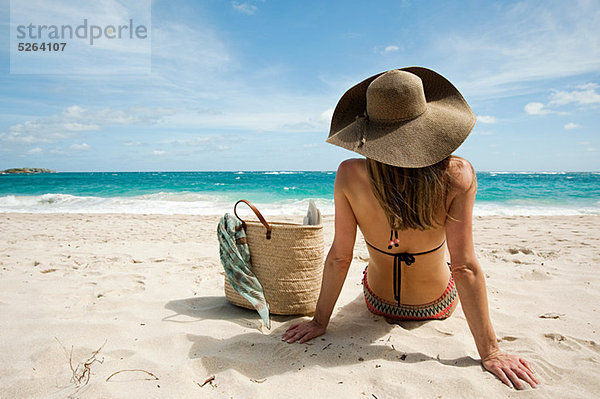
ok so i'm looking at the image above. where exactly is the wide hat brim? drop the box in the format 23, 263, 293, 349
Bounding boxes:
325, 67, 476, 168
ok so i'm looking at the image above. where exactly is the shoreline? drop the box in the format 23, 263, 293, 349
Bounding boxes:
1, 211, 598, 221
1, 211, 599, 217
1, 213, 599, 397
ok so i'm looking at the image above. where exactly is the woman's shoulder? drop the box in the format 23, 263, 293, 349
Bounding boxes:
338, 157, 365, 168
447, 156, 477, 193
335, 158, 369, 190
336, 158, 367, 177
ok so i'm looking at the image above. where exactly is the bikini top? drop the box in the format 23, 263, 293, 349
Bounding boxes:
364, 229, 446, 307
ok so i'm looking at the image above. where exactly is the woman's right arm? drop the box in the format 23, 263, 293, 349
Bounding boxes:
282, 160, 358, 344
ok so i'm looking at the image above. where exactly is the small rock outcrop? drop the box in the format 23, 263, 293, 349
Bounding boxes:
1, 168, 56, 174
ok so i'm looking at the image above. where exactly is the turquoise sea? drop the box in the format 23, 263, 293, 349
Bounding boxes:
0, 171, 599, 216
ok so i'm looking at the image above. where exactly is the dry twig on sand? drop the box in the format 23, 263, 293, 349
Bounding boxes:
55, 338, 106, 386
105, 369, 159, 382
197, 375, 215, 387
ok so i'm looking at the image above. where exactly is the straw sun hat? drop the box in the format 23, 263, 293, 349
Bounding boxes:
325, 67, 476, 168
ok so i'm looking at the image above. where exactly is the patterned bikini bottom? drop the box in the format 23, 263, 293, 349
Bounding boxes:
362, 264, 458, 321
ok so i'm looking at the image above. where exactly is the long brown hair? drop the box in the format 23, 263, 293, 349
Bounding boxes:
366, 156, 453, 230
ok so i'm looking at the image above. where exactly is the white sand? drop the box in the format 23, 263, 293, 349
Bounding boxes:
0, 213, 599, 398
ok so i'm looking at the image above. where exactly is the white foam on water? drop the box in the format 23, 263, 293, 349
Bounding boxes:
486, 171, 567, 175
0, 194, 597, 216
473, 203, 600, 216
0, 193, 335, 216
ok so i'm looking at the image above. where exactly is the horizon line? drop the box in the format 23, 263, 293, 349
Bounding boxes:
2, 169, 600, 174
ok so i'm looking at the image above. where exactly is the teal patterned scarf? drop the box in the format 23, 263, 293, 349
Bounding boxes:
217, 213, 270, 329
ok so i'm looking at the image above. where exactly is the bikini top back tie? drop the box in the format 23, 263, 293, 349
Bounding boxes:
365, 229, 445, 307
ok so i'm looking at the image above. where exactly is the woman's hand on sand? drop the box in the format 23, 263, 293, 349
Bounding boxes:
482, 350, 540, 390
282, 319, 326, 344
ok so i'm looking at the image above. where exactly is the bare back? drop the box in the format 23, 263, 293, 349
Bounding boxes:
339, 157, 468, 305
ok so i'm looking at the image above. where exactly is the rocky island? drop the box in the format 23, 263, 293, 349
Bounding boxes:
1, 168, 56, 174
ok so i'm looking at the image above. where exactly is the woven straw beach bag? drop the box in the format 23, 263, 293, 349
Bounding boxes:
224, 199, 325, 315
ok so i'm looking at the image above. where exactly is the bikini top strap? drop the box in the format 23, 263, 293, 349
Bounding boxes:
365, 239, 446, 257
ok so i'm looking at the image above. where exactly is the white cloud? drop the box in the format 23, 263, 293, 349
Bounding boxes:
439, 1, 600, 97
161, 104, 334, 133
152, 150, 165, 156
319, 108, 334, 124
524, 82, 599, 117
524, 102, 552, 115
70, 143, 90, 151
232, 2, 257, 15
0, 120, 83, 143
564, 122, 582, 130
0, 106, 172, 144
375, 45, 400, 55
63, 105, 85, 119
27, 147, 43, 154
477, 115, 497, 124
550, 83, 600, 106
163, 137, 214, 146
62, 123, 100, 132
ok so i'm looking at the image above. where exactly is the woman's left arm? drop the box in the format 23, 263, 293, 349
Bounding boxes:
446, 163, 540, 390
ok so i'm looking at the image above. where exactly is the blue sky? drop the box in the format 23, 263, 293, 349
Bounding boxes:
0, 0, 599, 172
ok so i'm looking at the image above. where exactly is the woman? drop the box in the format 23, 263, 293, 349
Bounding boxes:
282, 67, 539, 390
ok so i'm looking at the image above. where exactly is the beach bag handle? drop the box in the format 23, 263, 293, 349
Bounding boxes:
234, 199, 272, 240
